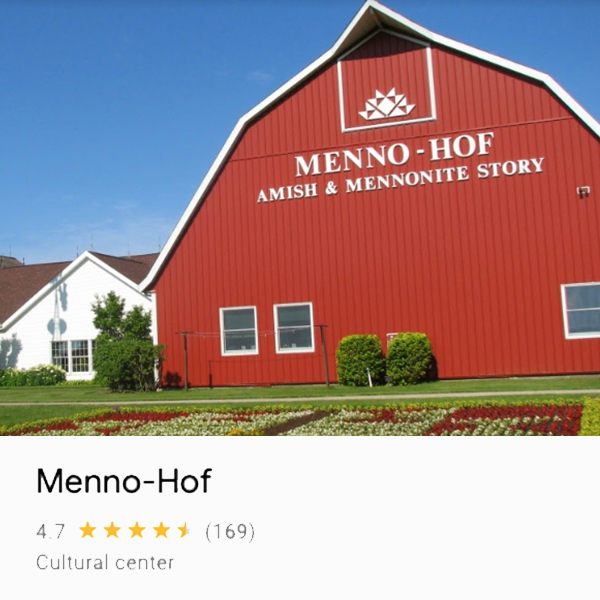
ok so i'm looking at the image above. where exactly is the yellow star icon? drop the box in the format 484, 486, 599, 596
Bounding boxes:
177, 522, 187, 538
104, 522, 120, 538
129, 522, 145, 538
153, 522, 169, 538
80, 522, 96, 538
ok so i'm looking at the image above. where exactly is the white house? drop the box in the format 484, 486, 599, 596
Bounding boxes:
0, 251, 157, 380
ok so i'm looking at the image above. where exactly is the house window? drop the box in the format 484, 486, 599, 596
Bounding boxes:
220, 307, 258, 355
50, 340, 95, 373
51, 341, 69, 371
274, 303, 314, 353
71, 340, 90, 372
562, 283, 600, 338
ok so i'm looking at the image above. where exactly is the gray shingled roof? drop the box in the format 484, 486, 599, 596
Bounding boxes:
0, 256, 24, 269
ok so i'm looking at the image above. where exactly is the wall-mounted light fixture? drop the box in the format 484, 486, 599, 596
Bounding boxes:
577, 186, 591, 199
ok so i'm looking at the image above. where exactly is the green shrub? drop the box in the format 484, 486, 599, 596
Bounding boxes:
0, 367, 26, 386
93, 339, 164, 392
26, 364, 67, 386
91, 291, 164, 392
386, 333, 433, 385
335, 334, 385, 386
0, 364, 66, 386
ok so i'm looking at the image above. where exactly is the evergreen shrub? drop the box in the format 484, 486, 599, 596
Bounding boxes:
386, 332, 433, 385
94, 339, 163, 392
335, 334, 385, 386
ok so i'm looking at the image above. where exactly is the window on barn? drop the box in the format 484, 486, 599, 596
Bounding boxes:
220, 307, 258, 355
274, 303, 314, 353
562, 283, 600, 338
51, 341, 69, 372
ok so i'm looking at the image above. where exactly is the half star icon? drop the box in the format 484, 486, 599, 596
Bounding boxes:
178, 522, 187, 538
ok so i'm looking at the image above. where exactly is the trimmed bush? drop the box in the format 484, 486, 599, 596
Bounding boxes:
93, 339, 164, 392
0, 364, 66, 386
335, 334, 385, 386
386, 332, 432, 385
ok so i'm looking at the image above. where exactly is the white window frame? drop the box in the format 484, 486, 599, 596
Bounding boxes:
51, 341, 69, 372
274, 302, 315, 354
219, 306, 259, 356
50, 339, 95, 373
561, 282, 600, 339
71, 340, 91, 373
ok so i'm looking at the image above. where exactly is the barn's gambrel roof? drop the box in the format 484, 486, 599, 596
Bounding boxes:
140, 0, 600, 291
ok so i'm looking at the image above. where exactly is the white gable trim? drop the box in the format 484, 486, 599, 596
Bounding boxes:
0, 251, 149, 332
140, 0, 600, 291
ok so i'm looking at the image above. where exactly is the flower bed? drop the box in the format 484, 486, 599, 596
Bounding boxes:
282, 407, 452, 436
2, 398, 598, 436
283, 403, 584, 436
5, 408, 313, 436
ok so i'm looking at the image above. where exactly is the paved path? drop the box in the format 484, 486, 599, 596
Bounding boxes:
1, 389, 599, 407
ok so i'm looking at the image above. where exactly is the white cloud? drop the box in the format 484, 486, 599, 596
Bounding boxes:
247, 69, 274, 83
18, 213, 177, 265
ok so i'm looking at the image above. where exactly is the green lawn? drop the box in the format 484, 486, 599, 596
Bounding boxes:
1, 375, 600, 404
1, 375, 599, 429
0, 405, 99, 428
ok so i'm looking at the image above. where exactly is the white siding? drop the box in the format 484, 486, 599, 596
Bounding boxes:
0, 257, 152, 380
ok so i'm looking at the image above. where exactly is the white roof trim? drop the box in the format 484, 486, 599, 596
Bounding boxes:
0, 251, 149, 332
140, 0, 600, 291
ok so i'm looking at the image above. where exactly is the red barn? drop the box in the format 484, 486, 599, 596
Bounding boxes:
142, 1, 600, 387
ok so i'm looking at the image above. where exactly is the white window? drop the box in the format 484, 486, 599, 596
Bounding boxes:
562, 283, 600, 338
71, 340, 91, 372
51, 340, 95, 373
274, 303, 314, 353
51, 341, 69, 371
220, 307, 258, 355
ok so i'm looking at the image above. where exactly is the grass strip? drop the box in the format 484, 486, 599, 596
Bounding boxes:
2, 376, 600, 405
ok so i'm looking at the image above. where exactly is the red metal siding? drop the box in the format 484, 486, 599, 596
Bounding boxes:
154, 31, 600, 386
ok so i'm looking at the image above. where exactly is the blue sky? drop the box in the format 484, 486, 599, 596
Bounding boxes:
2, 0, 599, 265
